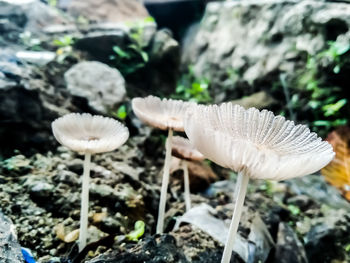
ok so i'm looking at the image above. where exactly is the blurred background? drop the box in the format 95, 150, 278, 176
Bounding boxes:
1, 0, 349, 156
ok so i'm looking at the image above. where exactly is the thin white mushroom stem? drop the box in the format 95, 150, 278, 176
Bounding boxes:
221, 171, 249, 263
182, 160, 191, 212
156, 129, 173, 234
79, 152, 91, 252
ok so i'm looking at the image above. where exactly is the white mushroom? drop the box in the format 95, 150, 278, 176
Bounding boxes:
184, 103, 335, 263
171, 136, 204, 211
132, 95, 196, 233
52, 113, 129, 251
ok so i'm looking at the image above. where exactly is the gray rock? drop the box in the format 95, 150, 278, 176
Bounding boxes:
286, 174, 350, 211
150, 29, 179, 63
29, 181, 54, 199
304, 208, 350, 262
0, 211, 23, 263
182, 0, 350, 102
174, 204, 274, 263
74, 22, 156, 62
0, 55, 69, 156
147, 29, 180, 96
0, 0, 72, 35
64, 61, 126, 114
75, 27, 128, 62
64, 0, 149, 23
15, 51, 55, 66
274, 222, 308, 263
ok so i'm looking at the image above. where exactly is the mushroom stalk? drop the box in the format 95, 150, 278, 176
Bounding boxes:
221, 171, 249, 263
182, 161, 191, 212
79, 152, 91, 252
156, 129, 173, 234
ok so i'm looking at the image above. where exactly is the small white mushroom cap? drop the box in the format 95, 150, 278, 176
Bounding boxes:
184, 103, 335, 181
172, 136, 205, 161
131, 95, 196, 132
52, 113, 129, 154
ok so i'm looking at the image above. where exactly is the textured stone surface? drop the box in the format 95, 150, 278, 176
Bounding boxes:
274, 222, 308, 263
182, 0, 350, 102
0, 211, 23, 263
0, 0, 72, 36
64, 61, 126, 114
65, 0, 149, 23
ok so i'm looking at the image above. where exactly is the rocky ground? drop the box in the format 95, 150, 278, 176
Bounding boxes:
1, 130, 350, 263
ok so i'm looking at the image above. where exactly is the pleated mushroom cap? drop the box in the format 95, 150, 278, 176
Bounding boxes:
132, 96, 196, 132
171, 136, 205, 161
52, 113, 129, 154
184, 103, 335, 181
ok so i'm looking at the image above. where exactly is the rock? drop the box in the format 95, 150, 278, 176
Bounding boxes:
64, 61, 127, 114
174, 204, 274, 263
90, 183, 143, 209
286, 175, 350, 211
147, 29, 180, 96
29, 181, 54, 199
65, 0, 149, 23
52, 170, 79, 186
150, 29, 179, 63
0, 211, 23, 263
182, 0, 350, 102
174, 203, 248, 262
304, 208, 350, 262
0, 61, 58, 156
87, 234, 187, 263
0, 0, 72, 37
74, 26, 129, 63
16, 51, 55, 66
231, 91, 277, 110
274, 222, 308, 263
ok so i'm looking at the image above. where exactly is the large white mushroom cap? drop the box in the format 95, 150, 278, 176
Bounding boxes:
132, 96, 196, 132
184, 103, 335, 180
52, 113, 129, 154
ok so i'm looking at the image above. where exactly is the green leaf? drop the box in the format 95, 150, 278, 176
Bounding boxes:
313, 120, 332, 127
288, 205, 301, 216
333, 64, 341, 74
126, 220, 145, 241
144, 16, 155, 23
116, 105, 127, 120
113, 46, 130, 59
140, 51, 149, 62
322, 98, 347, 117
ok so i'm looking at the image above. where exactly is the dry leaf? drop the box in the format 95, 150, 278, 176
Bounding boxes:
321, 126, 350, 200
93, 212, 107, 223
55, 223, 66, 241
55, 223, 80, 243
64, 229, 80, 243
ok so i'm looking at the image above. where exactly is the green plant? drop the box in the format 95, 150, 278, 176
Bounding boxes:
126, 220, 145, 241
110, 17, 154, 75
48, 0, 57, 7
287, 204, 301, 216
52, 35, 75, 63
52, 35, 74, 47
173, 66, 212, 103
113, 105, 128, 120
295, 41, 349, 134
19, 31, 42, 51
